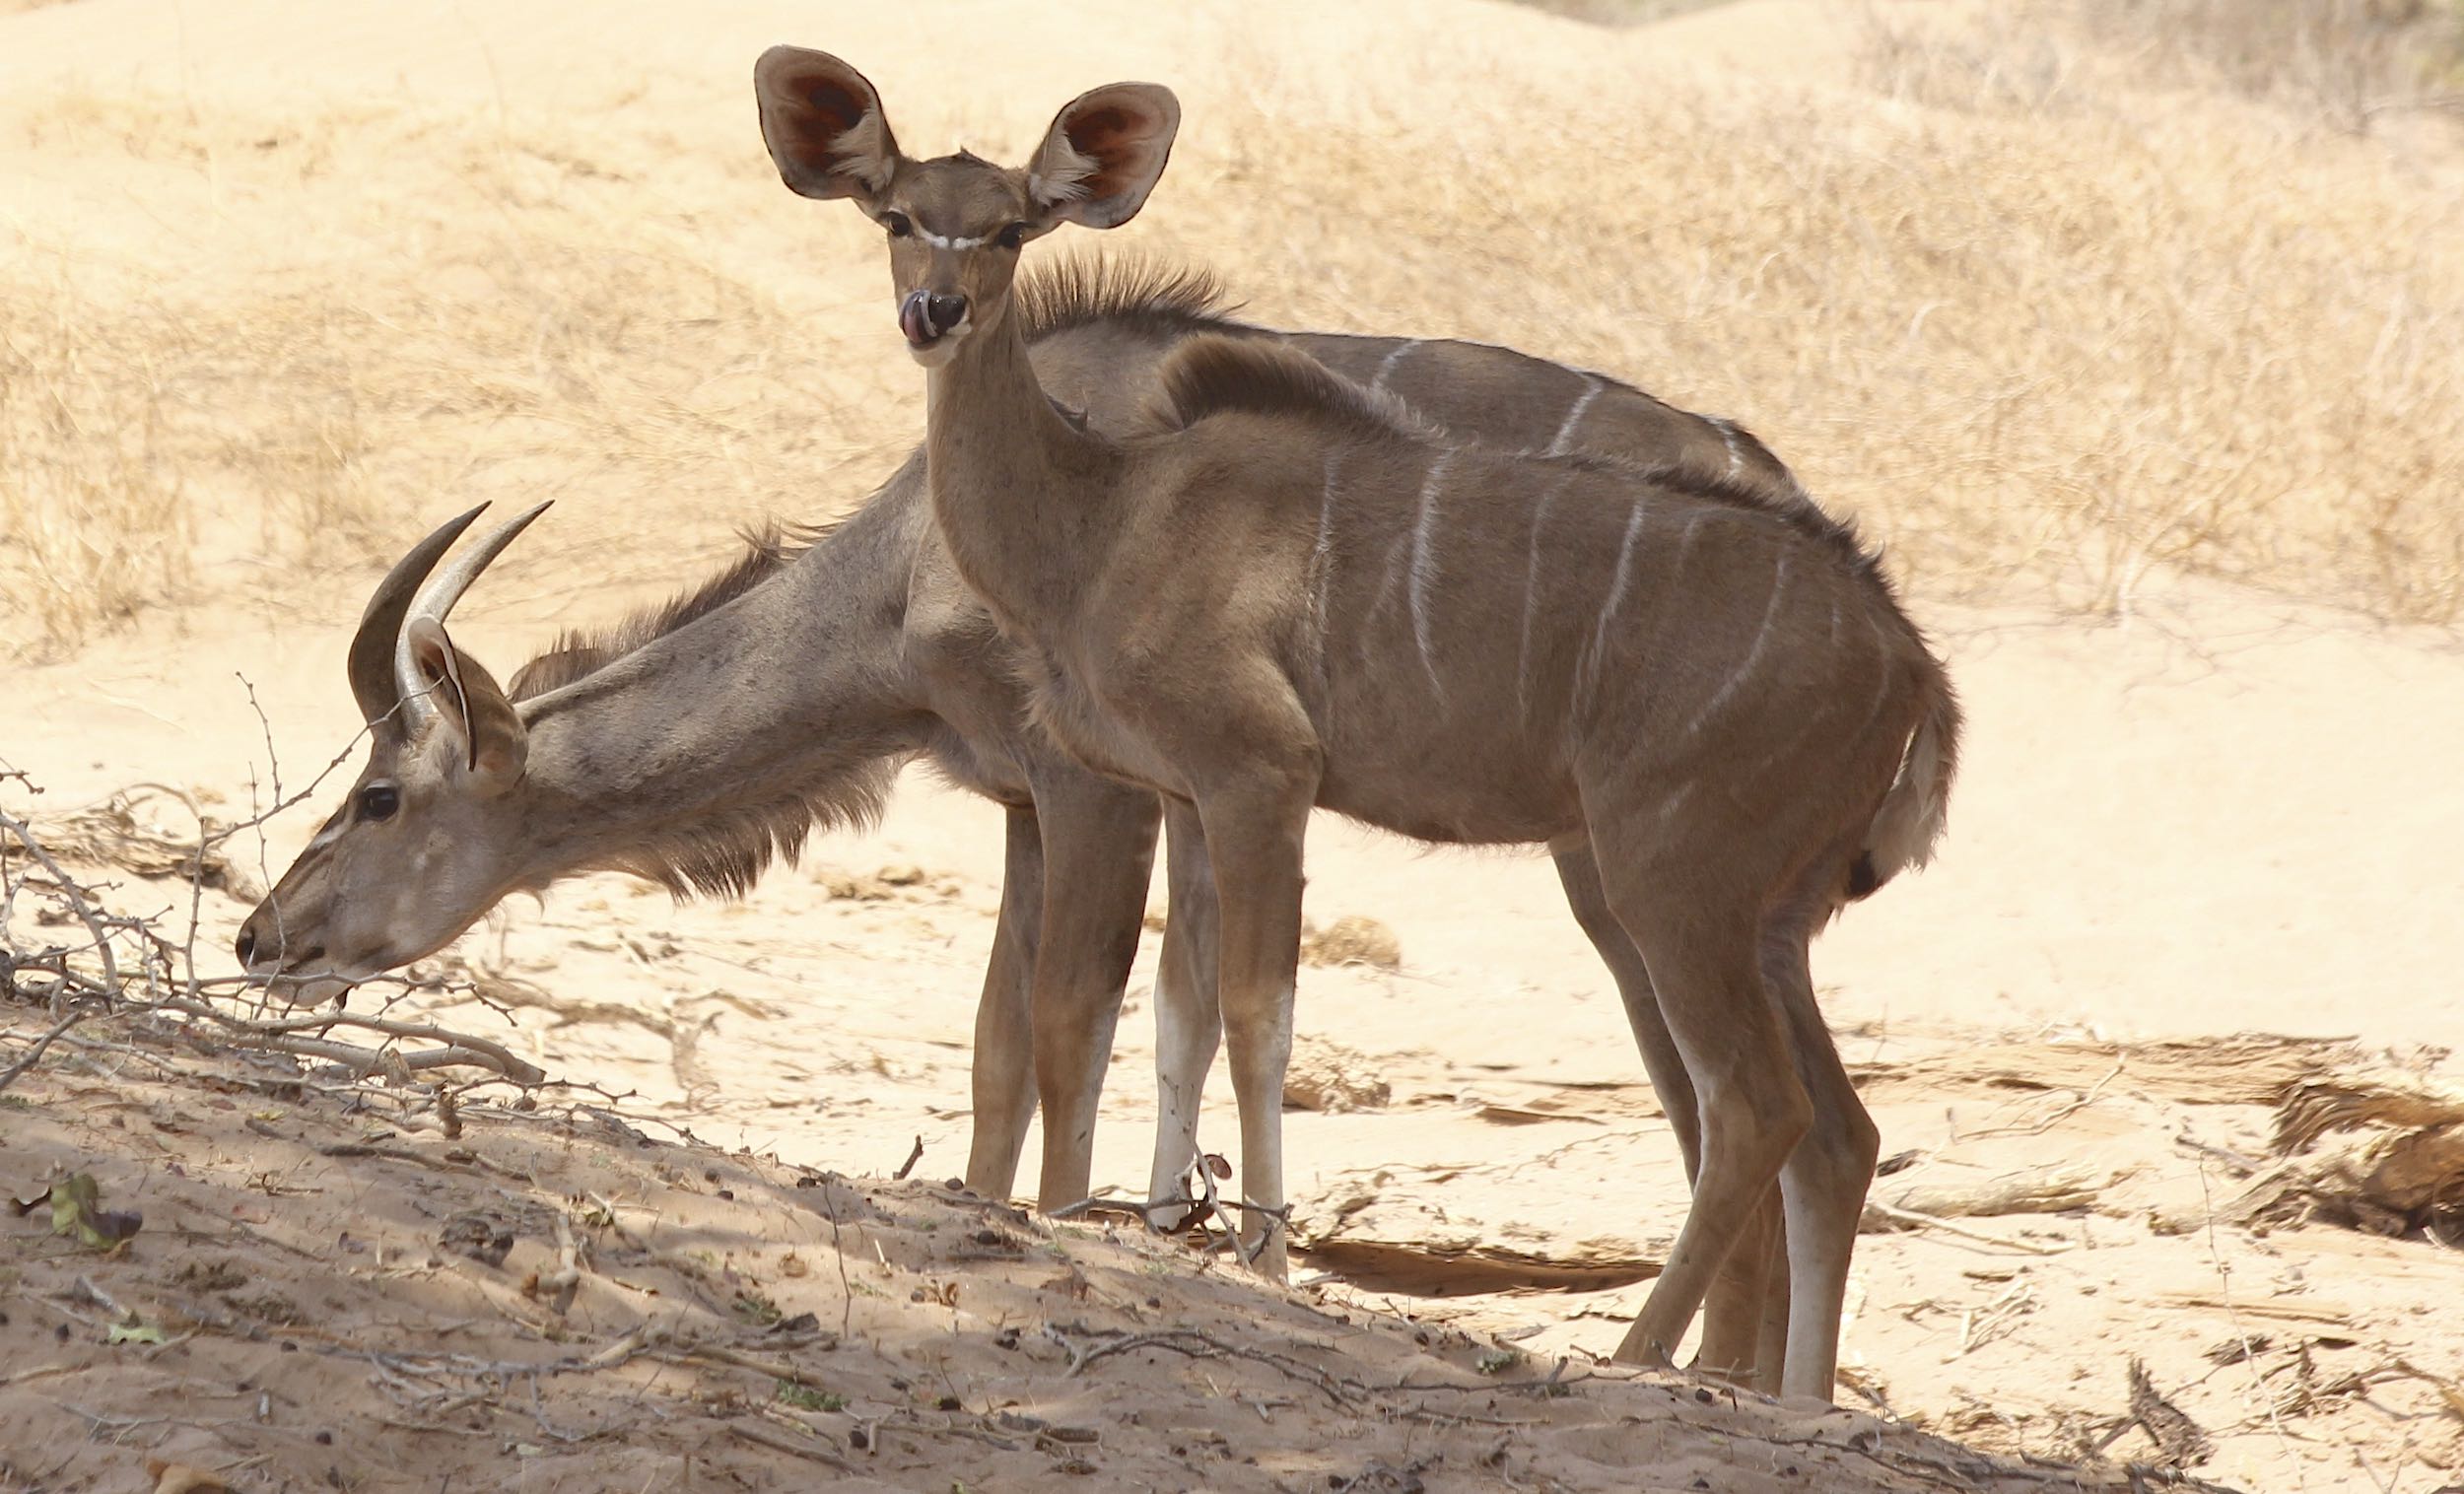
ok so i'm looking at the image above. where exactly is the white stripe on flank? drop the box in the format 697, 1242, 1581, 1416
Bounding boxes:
1687, 550, 1795, 739
1585, 500, 1649, 697
1369, 339, 1420, 393
1545, 378, 1602, 457
1517, 472, 1571, 718
1312, 449, 1342, 638
1655, 779, 1698, 827
1407, 450, 1456, 701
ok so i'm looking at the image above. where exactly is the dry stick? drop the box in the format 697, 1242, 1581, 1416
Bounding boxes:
659, 1340, 843, 1388
4, 760, 535, 1090
891, 1135, 924, 1182
0, 1008, 91, 1092
820, 1179, 855, 1342
1958, 1058, 2127, 1140
183, 684, 373, 1014
1050, 1324, 1352, 1406
0, 801, 120, 997
728, 1419, 861, 1472
1862, 1200, 2072, 1256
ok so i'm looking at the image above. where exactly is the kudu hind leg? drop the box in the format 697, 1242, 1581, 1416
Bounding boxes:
964, 805, 1047, 1200
1552, 842, 1779, 1388
1147, 800, 1223, 1229
1193, 770, 1317, 1281
1595, 853, 1813, 1373
1765, 910, 1878, 1402
1024, 780, 1161, 1214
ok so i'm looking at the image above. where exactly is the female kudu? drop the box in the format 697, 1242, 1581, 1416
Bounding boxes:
751, 48, 1958, 1400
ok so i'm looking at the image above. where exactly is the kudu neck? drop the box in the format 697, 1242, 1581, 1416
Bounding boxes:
501, 516, 925, 886
921, 306, 1123, 632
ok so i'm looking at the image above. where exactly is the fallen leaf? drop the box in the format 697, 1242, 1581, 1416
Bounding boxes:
108, 1322, 167, 1345
47, 1174, 142, 1250
145, 1458, 231, 1494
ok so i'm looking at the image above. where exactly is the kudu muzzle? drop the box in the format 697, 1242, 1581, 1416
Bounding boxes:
899, 288, 970, 349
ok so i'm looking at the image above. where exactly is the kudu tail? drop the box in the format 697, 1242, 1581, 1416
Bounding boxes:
1846, 666, 1962, 902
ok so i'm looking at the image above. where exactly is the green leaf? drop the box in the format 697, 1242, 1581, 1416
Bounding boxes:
106, 1322, 166, 1345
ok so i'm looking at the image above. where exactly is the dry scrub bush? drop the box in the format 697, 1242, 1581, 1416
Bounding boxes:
4, 4, 2462, 658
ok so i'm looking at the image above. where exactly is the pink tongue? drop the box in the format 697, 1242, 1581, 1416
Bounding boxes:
899, 294, 934, 346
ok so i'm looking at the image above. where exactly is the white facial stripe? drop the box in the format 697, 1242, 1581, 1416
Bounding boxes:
1546, 378, 1603, 458
914, 228, 990, 250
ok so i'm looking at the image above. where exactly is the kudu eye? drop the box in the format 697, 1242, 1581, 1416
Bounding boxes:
994, 222, 1027, 251
879, 210, 913, 238
357, 782, 401, 822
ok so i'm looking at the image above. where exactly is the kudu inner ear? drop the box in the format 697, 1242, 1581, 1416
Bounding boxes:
753, 45, 900, 202
404, 616, 528, 794
1027, 83, 1181, 230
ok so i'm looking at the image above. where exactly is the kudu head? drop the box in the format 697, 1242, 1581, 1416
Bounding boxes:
234, 502, 547, 1005
753, 47, 1179, 367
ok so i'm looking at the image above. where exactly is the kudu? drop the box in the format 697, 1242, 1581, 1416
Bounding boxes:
234, 260, 1815, 1383
752, 49, 1958, 1400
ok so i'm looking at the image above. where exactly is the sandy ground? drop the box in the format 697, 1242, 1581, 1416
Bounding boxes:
13, 571, 2464, 1492
8, 0, 2464, 1490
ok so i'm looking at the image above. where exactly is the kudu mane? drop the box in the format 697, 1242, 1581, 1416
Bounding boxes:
506, 523, 822, 704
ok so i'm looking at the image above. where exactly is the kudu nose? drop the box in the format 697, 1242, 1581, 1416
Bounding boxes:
899, 289, 971, 347
234, 924, 257, 968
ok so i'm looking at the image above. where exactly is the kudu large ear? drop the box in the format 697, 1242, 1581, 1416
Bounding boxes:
753, 46, 900, 204
403, 615, 527, 795
1027, 83, 1180, 231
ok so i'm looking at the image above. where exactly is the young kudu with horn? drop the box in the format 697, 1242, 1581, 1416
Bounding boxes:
752, 49, 1958, 1400
235, 265, 1814, 1385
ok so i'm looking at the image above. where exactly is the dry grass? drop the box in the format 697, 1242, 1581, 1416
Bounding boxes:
3, 0, 2462, 657
0, 91, 878, 658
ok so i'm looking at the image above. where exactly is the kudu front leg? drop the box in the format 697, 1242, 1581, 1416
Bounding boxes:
962, 804, 1047, 1200
1147, 799, 1223, 1229
1194, 771, 1316, 1281
1025, 778, 1162, 1215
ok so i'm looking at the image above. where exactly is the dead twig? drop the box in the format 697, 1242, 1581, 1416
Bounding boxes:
1861, 1200, 2073, 1256
1045, 1323, 1353, 1406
